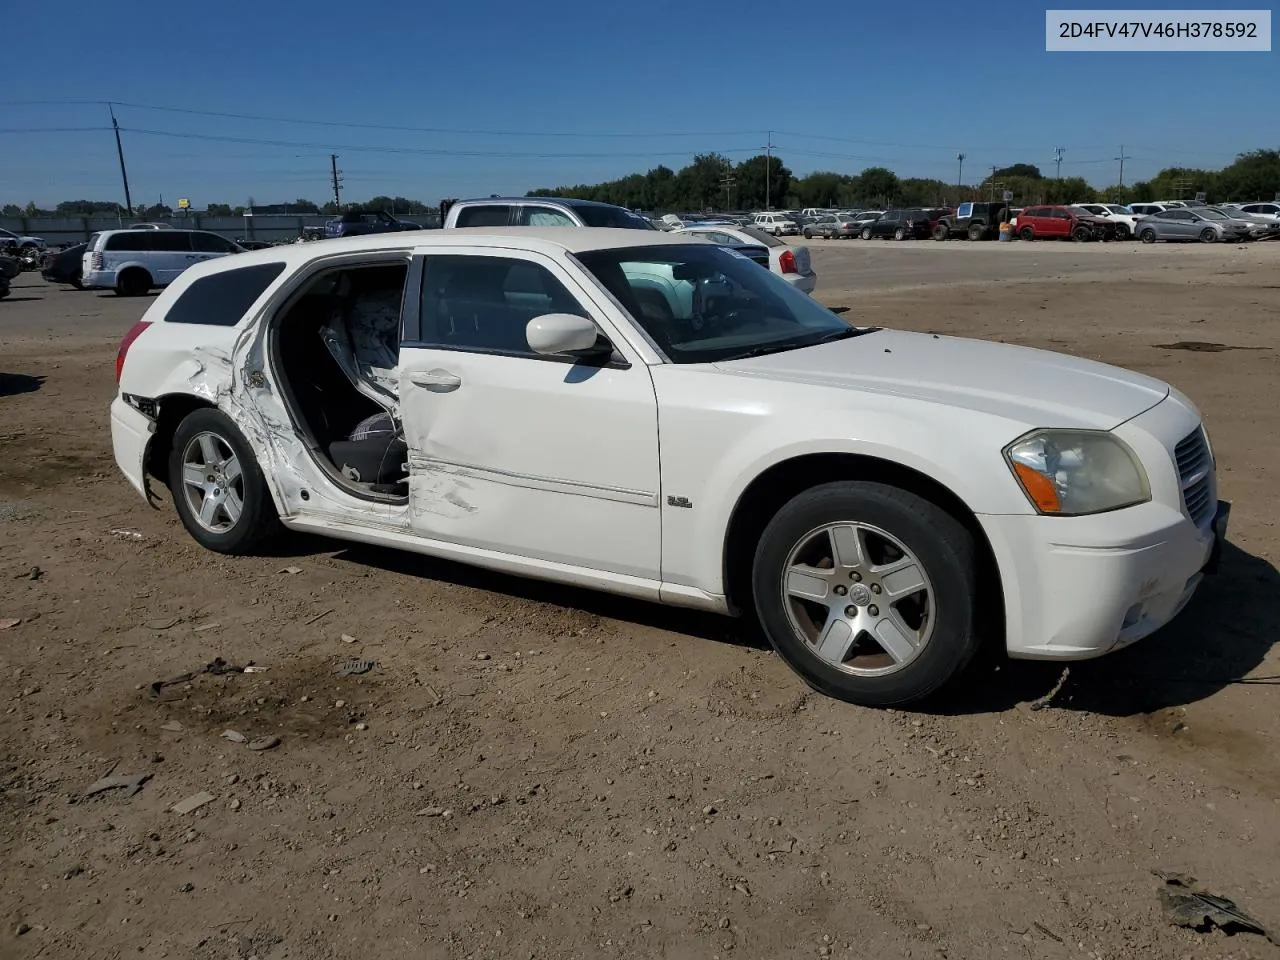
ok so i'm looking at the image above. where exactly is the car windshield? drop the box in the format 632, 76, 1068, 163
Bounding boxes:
575, 243, 872, 364
736, 225, 784, 247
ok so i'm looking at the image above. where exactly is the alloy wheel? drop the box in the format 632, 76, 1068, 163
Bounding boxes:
781, 521, 935, 677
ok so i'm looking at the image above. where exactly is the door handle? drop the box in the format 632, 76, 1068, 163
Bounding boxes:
410, 369, 462, 392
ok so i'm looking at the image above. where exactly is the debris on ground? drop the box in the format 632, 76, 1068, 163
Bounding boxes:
1029, 667, 1071, 711
160, 720, 184, 732
147, 657, 251, 700
171, 791, 216, 815
243, 665, 268, 673
278, 566, 302, 575
110, 528, 145, 540
192, 621, 221, 633
334, 659, 377, 677
12, 565, 42, 580
340, 634, 357, 644
1155, 870, 1280, 944
0, 617, 21, 630
304, 609, 334, 625
248, 736, 281, 751
220, 730, 247, 743
82, 771, 152, 799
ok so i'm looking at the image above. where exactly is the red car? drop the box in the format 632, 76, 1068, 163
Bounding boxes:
1015, 205, 1115, 242
924, 207, 953, 232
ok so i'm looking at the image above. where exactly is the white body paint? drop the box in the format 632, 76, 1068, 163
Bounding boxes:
112, 228, 1220, 661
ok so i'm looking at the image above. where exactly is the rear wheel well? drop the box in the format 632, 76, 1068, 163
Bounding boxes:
723, 453, 1003, 630
145, 394, 217, 487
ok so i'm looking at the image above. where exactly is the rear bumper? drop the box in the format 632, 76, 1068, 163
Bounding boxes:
110, 397, 154, 499
83, 269, 115, 289
785, 272, 817, 294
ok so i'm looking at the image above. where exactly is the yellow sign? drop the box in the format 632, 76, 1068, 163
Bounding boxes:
177, 198, 191, 209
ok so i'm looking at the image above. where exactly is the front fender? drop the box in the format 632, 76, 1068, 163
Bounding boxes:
651, 366, 1035, 595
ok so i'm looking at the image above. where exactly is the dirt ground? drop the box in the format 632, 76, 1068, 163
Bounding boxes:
2, 240, 1279, 960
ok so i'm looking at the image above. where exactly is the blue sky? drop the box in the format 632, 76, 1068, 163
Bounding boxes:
4, 0, 1276, 207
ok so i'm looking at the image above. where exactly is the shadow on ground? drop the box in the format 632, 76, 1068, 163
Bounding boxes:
285, 532, 1274, 718
0, 372, 45, 397
329, 540, 762, 651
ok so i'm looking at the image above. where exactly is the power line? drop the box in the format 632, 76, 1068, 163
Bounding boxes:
117, 127, 764, 160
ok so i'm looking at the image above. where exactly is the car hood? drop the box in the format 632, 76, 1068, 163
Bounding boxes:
715, 329, 1170, 429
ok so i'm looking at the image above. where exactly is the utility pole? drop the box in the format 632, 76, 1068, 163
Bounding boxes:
1053, 146, 1065, 179
719, 174, 737, 211
1115, 145, 1131, 188
108, 103, 133, 217
989, 165, 997, 202
330, 154, 343, 208
764, 131, 774, 210
956, 153, 966, 190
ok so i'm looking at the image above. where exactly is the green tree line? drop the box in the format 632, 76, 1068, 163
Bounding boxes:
5, 150, 1277, 218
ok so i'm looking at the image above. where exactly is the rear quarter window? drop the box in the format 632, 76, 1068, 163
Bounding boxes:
454, 205, 512, 227
164, 262, 287, 326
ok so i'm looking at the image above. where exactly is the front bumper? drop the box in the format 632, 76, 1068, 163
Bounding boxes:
980, 499, 1225, 660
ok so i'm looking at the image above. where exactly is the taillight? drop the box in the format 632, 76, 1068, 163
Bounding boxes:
116, 321, 151, 383
90, 252, 103, 270
779, 249, 798, 274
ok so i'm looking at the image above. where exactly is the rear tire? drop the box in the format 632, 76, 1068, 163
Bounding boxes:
168, 408, 280, 555
751, 481, 979, 707
893, 227, 906, 241
967, 223, 984, 241
116, 268, 152, 297
803, 228, 813, 239
932, 224, 949, 241
860, 227, 873, 240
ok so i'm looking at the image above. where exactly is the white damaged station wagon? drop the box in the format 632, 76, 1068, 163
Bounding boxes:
111, 228, 1229, 706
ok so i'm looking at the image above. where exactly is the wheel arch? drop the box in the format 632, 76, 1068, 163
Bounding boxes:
721, 452, 1003, 632
144, 393, 219, 489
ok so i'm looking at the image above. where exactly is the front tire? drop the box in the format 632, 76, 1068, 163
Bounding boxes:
1072, 226, 1092, 242
932, 224, 949, 240
751, 481, 979, 707
1199, 227, 1217, 243
893, 227, 906, 241
1113, 224, 1129, 240
1018, 226, 1035, 241
168, 408, 280, 554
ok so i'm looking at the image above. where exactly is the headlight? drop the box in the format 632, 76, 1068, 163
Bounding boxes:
1003, 429, 1150, 516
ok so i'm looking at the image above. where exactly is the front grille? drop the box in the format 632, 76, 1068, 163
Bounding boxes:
1174, 426, 1214, 527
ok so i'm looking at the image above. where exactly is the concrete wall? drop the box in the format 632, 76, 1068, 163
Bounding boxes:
0, 212, 443, 246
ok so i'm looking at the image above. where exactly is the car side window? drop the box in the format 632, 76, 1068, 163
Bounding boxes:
191, 232, 237, 253
517, 206, 576, 227
166, 263, 287, 326
454, 205, 512, 227
419, 255, 590, 358
957, 203, 972, 218
152, 232, 193, 251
